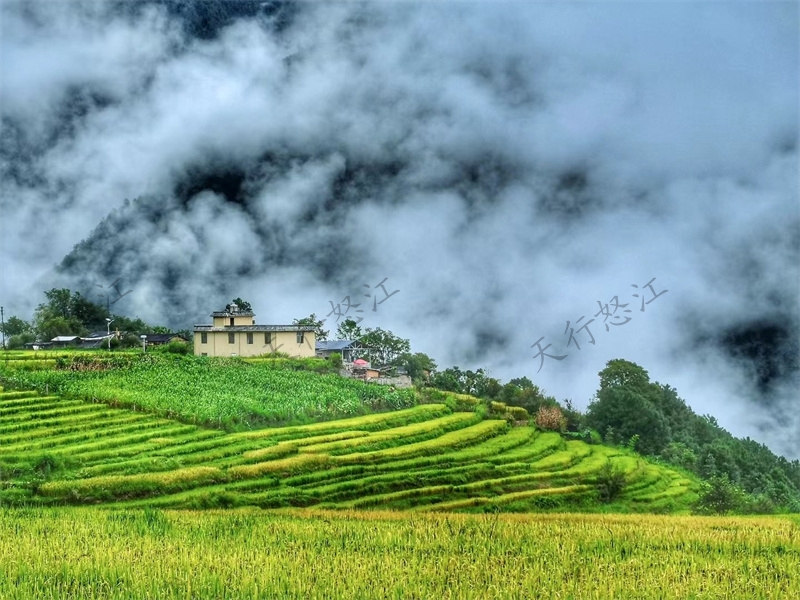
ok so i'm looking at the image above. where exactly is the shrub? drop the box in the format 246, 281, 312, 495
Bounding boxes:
597, 460, 627, 502
535, 406, 566, 432
694, 475, 746, 515
328, 353, 343, 369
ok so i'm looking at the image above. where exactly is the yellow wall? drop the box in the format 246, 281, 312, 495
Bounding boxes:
194, 330, 316, 358
212, 315, 256, 327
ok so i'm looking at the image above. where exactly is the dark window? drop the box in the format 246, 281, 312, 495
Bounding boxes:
228, 332, 235, 344
201, 353, 208, 356
247, 333, 253, 344
296, 331, 304, 344
265, 332, 273, 344
230, 318, 235, 327
200, 332, 207, 344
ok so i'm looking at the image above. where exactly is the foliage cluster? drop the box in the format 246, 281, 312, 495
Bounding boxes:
586, 359, 800, 511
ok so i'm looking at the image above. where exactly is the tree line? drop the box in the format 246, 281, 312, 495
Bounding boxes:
1, 288, 182, 349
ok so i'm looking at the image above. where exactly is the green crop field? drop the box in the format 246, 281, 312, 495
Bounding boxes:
0, 508, 798, 599
0, 386, 698, 512
0, 353, 416, 428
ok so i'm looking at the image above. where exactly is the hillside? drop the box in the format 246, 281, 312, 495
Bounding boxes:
0, 386, 698, 512
0, 352, 416, 428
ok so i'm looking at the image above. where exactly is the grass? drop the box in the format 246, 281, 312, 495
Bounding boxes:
0, 508, 798, 599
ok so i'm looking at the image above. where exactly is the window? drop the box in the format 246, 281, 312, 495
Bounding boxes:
296, 331, 304, 344
201, 353, 207, 357
228, 332, 235, 344
247, 333, 253, 345
229, 318, 235, 327
200, 332, 207, 344
265, 332, 273, 345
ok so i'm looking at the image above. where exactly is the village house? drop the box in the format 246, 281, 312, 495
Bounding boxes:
314, 339, 367, 363
193, 303, 315, 358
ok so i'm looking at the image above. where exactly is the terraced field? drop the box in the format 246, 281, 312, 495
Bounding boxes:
0, 387, 698, 511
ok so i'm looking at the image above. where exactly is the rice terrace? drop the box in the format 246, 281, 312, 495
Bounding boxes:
0, 350, 798, 598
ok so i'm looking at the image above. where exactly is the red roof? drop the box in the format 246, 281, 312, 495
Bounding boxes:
353, 359, 369, 366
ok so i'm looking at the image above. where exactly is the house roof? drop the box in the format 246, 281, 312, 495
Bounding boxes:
143, 333, 187, 343
51, 336, 80, 342
87, 331, 114, 339
316, 340, 359, 351
210, 310, 255, 318
193, 325, 315, 332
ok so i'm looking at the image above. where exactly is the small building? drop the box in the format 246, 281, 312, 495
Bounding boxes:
50, 335, 81, 348
315, 340, 365, 363
141, 333, 189, 347
193, 303, 315, 358
80, 335, 114, 349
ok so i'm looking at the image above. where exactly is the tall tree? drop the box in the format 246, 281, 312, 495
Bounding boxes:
358, 327, 410, 365
293, 313, 329, 341
0, 316, 31, 337
336, 318, 363, 341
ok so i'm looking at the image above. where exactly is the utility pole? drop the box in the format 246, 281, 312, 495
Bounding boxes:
0, 306, 5, 350
106, 317, 115, 351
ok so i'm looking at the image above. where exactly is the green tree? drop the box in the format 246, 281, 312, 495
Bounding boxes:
394, 352, 437, 382
695, 475, 745, 515
586, 359, 671, 456
359, 327, 410, 366
293, 313, 329, 341
336, 318, 363, 341
598, 359, 651, 393
1, 316, 32, 337
7, 332, 36, 349
37, 316, 83, 340
586, 386, 670, 456
231, 298, 252, 312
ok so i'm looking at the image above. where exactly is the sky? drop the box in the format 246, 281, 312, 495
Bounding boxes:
1, 1, 798, 458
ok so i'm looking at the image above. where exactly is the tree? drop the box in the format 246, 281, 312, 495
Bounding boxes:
586, 386, 670, 455
7, 332, 35, 349
598, 359, 651, 393
695, 475, 745, 515
358, 327, 410, 365
37, 316, 82, 341
293, 313, 329, 341
0, 316, 31, 337
336, 318, 363, 341
33, 288, 108, 339
587, 359, 671, 456
394, 352, 437, 382
231, 298, 252, 312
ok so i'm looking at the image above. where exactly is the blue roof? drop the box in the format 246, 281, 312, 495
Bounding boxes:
316, 340, 357, 350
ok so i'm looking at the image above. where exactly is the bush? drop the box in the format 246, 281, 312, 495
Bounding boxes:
694, 475, 746, 515
535, 406, 566, 432
156, 340, 191, 355
328, 353, 343, 369
597, 461, 626, 502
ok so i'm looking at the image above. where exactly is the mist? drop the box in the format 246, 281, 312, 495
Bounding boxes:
1, 1, 797, 457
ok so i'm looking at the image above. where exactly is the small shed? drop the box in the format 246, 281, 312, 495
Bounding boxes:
316, 340, 366, 363
141, 334, 189, 346
51, 336, 80, 347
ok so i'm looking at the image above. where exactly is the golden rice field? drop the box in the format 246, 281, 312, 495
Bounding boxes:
0, 388, 697, 511
0, 507, 798, 599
